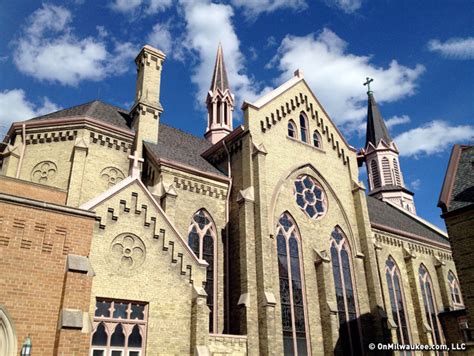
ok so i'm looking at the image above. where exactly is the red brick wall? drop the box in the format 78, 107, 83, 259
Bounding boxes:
0, 200, 94, 355
0, 175, 67, 204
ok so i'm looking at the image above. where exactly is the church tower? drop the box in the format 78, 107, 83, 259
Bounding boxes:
361, 78, 416, 213
205, 43, 234, 144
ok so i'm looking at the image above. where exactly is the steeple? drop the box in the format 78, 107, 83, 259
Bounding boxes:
205, 43, 234, 144
361, 78, 417, 214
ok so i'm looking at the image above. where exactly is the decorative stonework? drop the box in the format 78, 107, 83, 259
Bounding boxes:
110, 233, 145, 270
101, 167, 125, 187
31, 161, 57, 183
294, 174, 327, 219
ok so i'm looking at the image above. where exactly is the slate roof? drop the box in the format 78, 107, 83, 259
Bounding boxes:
366, 195, 448, 245
145, 125, 223, 176
365, 92, 392, 147
210, 43, 230, 92
369, 184, 414, 196
29, 100, 132, 130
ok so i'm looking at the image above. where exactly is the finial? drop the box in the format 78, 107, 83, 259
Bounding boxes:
363, 77, 374, 94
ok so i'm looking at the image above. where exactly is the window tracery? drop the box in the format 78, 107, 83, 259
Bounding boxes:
419, 265, 443, 344
294, 175, 326, 219
448, 271, 463, 307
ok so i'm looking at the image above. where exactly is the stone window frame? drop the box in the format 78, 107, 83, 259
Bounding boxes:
299, 112, 309, 143
187, 209, 218, 333
287, 119, 297, 139
275, 212, 311, 355
385, 256, 411, 345
447, 270, 463, 308
418, 264, 444, 345
312, 130, 322, 149
330, 227, 363, 355
90, 299, 148, 356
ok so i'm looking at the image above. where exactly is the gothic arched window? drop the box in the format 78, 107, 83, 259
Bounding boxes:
330, 228, 361, 355
393, 158, 401, 186
276, 213, 309, 355
419, 265, 443, 344
382, 157, 393, 185
448, 271, 463, 307
313, 130, 322, 148
299, 113, 308, 143
188, 209, 217, 332
288, 120, 297, 139
371, 160, 381, 188
385, 257, 410, 345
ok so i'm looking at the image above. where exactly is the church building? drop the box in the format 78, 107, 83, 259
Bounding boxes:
0, 43, 469, 355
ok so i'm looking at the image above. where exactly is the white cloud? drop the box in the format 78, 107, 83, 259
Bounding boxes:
13, 3, 136, 86
110, 0, 172, 15
385, 115, 411, 129
428, 37, 474, 60
230, 0, 307, 18
410, 178, 421, 191
325, 0, 363, 13
147, 23, 174, 56
0, 89, 61, 130
394, 120, 474, 157
271, 28, 425, 130
180, 0, 262, 108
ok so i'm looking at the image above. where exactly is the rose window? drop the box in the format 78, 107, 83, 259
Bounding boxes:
110, 233, 145, 270
31, 161, 57, 183
294, 175, 326, 219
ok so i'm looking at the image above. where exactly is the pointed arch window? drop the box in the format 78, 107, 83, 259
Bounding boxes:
313, 130, 322, 148
393, 158, 402, 186
288, 120, 297, 139
385, 257, 410, 345
299, 114, 308, 143
419, 265, 443, 344
370, 160, 381, 189
330, 228, 361, 355
448, 271, 463, 308
382, 157, 393, 185
188, 209, 217, 332
276, 213, 309, 355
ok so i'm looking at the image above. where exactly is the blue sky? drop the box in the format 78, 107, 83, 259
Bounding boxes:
0, 0, 473, 229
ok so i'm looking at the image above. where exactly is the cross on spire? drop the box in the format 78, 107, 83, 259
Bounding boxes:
363, 77, 374, 93
129, 150, 144, 178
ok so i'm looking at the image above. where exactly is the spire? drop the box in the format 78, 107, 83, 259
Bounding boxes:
205, 44, 234, 144
364, 80, 392, 148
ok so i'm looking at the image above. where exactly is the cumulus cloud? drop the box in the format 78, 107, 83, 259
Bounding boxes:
147, 23, 174, 55
230, 0, 307, 18
394, 120, 474, 157
427, 37, 474, 60
325, 0, 363, 13
0, 89, 61, 130
271, 28, 425, 130
110, 0, 172, 15
385, 115, 411, 129
180, 0, 262, 108
13, 3, 136, 86
410, 179, 421, 191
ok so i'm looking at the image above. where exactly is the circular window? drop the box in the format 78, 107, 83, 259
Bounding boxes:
294, 175, 327, 219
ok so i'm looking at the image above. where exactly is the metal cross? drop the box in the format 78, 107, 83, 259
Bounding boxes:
363, 77, 374, 92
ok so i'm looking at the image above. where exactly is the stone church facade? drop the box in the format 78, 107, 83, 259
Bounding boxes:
0, 44, 469, 355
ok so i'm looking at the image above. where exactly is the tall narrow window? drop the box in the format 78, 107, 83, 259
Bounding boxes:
91, 299, 147, 356
448, 271, 463, 308
419, 265, 443, 344
382, 157, 393, 185
188, 209, 217, 332
288, 120, 297, 139
276, 213, 309, 355
385, 257, 410, 345
371, 160, 381, 188
313, 130, 322, 148
330, 228, 361, 355
299, 114, 308, 143
393, 158, 402, 186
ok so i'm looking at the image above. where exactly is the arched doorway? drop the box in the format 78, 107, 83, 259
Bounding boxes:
0, 305, 17, 356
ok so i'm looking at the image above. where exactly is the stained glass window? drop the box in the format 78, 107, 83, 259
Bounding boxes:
299, 114, 308, 143
385, 257, 410, 345
188, 209, 217, 332
294, 175, 326, 220
288, 120, 297, 138
419, 265, 443, 344
448, 271, 463, 307
330, 228, 361, 355
313, 130, 322, 148
276, 213, 309, 355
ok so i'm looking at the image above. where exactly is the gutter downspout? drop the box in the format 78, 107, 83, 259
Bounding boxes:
222, 140, 232, 333
15, 123, 26, 178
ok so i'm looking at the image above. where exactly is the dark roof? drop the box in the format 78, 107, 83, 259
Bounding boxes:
369, 184, 414, 196
366, 195, 448, 245
30, 100, 132, 130
210, 43, 230, 92
145, 125, 224, 176
365, 92, 392, 147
